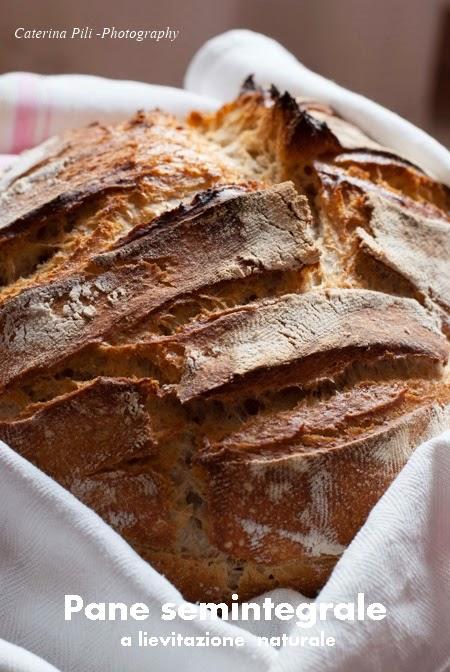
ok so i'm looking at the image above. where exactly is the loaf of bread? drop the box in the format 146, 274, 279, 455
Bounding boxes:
0, 79, 449, 602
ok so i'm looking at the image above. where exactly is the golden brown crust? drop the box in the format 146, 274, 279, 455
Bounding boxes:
0, 82, 449, 603
0, 111, 246, 295
150, 289, 448, 402
0, 183, 319, 392
212, 382, 409, 452
194, 402, 448, 582
0, 378, 158, 480
356, 195, 450, 333
0, 111, 241, 237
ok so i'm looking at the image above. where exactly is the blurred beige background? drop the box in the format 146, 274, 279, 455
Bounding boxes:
1, 0, 449, 145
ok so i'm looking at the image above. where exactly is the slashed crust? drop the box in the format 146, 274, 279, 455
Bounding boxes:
0, 111, 247, 296
0, 111, 242, 237
0, 183, 319, 392
148, 289, 447, 402
0, 81, 449, 602
192, 399, 449, 600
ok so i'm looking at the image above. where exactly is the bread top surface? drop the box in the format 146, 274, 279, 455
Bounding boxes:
0, 80, 449, 600
0, 77, 449, 459
0, 182, 319, 392
0, 110, 247, 298
0, 111, 241, 236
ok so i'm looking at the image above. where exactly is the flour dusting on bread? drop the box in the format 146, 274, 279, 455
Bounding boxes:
0, 81, 449, 602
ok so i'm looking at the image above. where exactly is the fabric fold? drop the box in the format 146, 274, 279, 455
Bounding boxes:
0, 72, 217, 154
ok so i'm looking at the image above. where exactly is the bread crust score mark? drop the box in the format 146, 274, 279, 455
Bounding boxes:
0, 81, 449, 602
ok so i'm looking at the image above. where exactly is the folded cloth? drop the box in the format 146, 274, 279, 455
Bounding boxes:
0, 441, 276, 672
0, 641, 60, 672
0, 72, 217, 154
0, 29, 449, 672
277, 430, 450, 672
185, 30, 450, 185
1, 432, 450, 672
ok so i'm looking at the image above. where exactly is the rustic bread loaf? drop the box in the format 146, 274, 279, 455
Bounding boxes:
0, 80, 449, 602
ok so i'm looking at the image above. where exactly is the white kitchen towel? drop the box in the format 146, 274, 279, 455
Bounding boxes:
1, 431, 450, 672
0, 72, 217, 154
0, 28, 450, 672
0, 441, 276, 672
0, 641, 60, 672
